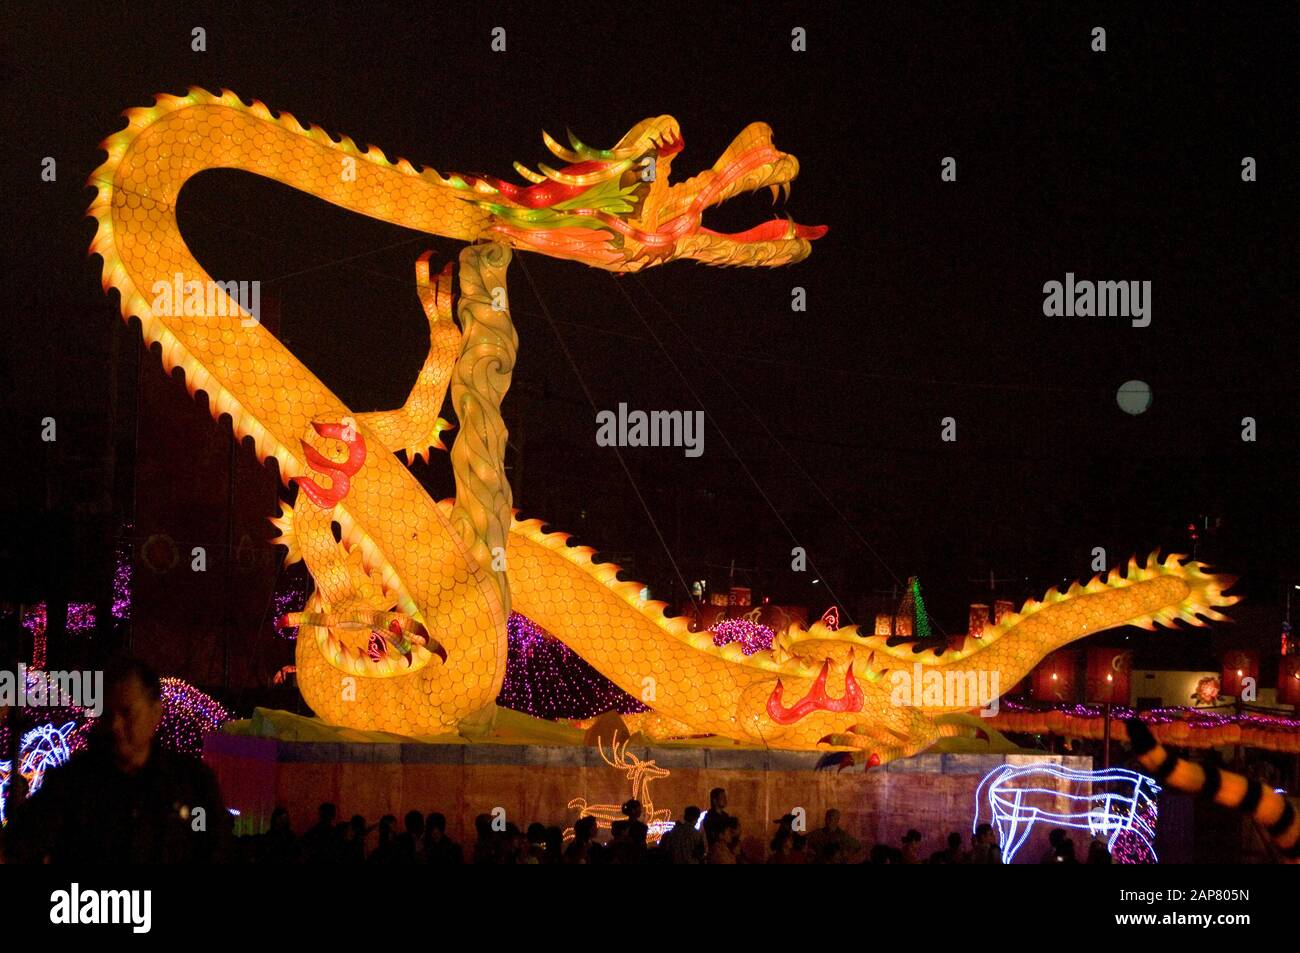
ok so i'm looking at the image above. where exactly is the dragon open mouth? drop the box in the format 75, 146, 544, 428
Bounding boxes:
452, 116, 826, 270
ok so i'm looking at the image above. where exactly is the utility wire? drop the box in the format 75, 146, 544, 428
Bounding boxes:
606, 272, 858, 629
515, 253, 696, 606
628, 274, 952, 640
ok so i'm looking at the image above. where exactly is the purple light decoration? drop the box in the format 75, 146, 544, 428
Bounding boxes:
1000, 698, 1300, 734
1111, 796, 1159, 864
497, 613, 648, 720
709, 617, 775, 656
18, 534, 134, 668
21, 604, 97, 670
111, 533, 132, 621
272, 566, 311, 641
155, 678, 229, 756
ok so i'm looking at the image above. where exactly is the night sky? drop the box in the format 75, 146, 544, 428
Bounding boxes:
3, 2, 1296, 675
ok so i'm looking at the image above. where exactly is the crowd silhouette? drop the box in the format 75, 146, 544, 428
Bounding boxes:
238, 786, 1114, 864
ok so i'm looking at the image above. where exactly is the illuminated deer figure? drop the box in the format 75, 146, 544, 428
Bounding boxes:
566, 733, 675, 843
974, 762, 1160, 863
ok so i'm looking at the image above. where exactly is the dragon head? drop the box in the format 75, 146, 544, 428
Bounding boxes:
450, 116, 825, 271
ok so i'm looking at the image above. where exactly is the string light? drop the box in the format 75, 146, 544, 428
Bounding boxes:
564, 733, 673, 844
1000, 698, 1300, 732
496, 613, 648, 719
155, 678, 229, 755
909, 578, 933, 639
993, 699, 1300, 753
17, 536, 133, 668
0, 721, 77, 825
709, 617, 775, 656
272, 567, 311, 641
1111, 796, 1159, 864
974, 762, 1160, 864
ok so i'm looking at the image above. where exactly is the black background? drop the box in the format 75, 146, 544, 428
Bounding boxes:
2, 2, 1296, 670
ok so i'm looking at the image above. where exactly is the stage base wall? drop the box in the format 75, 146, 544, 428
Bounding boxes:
204, 734, 1094, 863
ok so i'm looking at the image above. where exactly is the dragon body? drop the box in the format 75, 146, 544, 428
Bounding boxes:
91, 89, 1238, 759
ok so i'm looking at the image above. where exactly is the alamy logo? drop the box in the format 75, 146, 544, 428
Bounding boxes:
151, 272, 261, 325
0, 667, 103, 716
49, 884, 151, 933
1042, 272, 1151, 327
889, 663, 1001, 716
596, 403, 704, 458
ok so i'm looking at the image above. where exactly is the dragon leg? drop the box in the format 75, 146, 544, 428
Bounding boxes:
355, 252, 460, 463
286, 244, 515, 733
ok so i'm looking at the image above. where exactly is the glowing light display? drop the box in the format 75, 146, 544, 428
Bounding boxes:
709, 617, 776, 656
991, 699, 1300, 754
974, 762, 1160, 864
18, 536, 132, 669
497, 613, 647, 720
87, 88, 1240, 757
0, 722, 76, 825
565, 734, 673, 844
156, 678, 229, 755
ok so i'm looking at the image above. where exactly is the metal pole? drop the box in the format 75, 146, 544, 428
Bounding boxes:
1102, 702, 1112, 770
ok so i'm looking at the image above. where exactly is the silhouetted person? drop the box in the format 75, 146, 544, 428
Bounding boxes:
543, 826, 564, 864
1038, 828, 1069, 864
788, 833, 809, 863
930, 831, 965, 864
504, 823, 531, 864
421, 812, 463, 864
302, 803, 343, 864
341, 814, 370, 864
389, 810, 424, 863
368, 814, 399, 863
808, 809, 859, 863
4, 657, 232, 863
660, 806, 705, 864
707, 816, 741, 863
1087, 838, 1113, 864
524, 823, 549, 863
702, 787, 731, 845
769, 814, 798, 863
563, 816, 600, 864
901, 828, 924, 864
1051, 837, 1079, 864
258, 807, 299, 864
970, 823, 1002, 864
473, 813, 501, 864
607, 798, 648, 864
868, 843, 899, 864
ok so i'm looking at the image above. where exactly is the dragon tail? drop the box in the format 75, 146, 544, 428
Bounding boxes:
1126, 718, 1300, 863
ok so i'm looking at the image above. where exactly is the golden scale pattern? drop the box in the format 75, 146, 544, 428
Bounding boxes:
90, 89, 1240, 754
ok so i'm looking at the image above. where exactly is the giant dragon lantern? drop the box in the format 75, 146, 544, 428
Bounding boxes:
89, 88, 1237, 763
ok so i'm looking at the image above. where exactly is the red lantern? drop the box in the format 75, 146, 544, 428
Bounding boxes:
1278, 656, 1300, 708
1085, 648, 1131, 704
1032, 650, 1081, 703
1220, 650, 1259, 700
